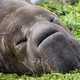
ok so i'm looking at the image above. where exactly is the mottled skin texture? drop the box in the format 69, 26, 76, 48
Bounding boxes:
0, 0, 80, 75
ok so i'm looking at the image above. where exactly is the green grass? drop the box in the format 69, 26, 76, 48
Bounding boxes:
0, 71, 80, 80
40, 0, 80, 35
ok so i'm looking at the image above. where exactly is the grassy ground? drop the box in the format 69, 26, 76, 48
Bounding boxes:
0, 71, 80, 80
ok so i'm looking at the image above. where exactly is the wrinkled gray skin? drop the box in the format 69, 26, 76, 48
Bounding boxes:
0, 0, 80, 75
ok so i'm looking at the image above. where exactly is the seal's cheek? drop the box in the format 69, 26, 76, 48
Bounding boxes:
38, 32, 79, 73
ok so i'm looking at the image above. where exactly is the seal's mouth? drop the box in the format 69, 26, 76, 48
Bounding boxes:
36, 30, 58, 46
29, 22, 62, 47
31, 21, 69, 47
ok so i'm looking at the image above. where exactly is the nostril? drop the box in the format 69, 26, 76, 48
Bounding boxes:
37, 30, 58, 46
50, 18, 54, 22
49, 15, 59, 24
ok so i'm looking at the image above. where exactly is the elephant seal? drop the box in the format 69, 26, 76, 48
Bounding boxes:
0, 0, 80, 75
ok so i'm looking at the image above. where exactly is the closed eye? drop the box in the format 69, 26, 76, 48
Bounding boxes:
16, 37, 27, 45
